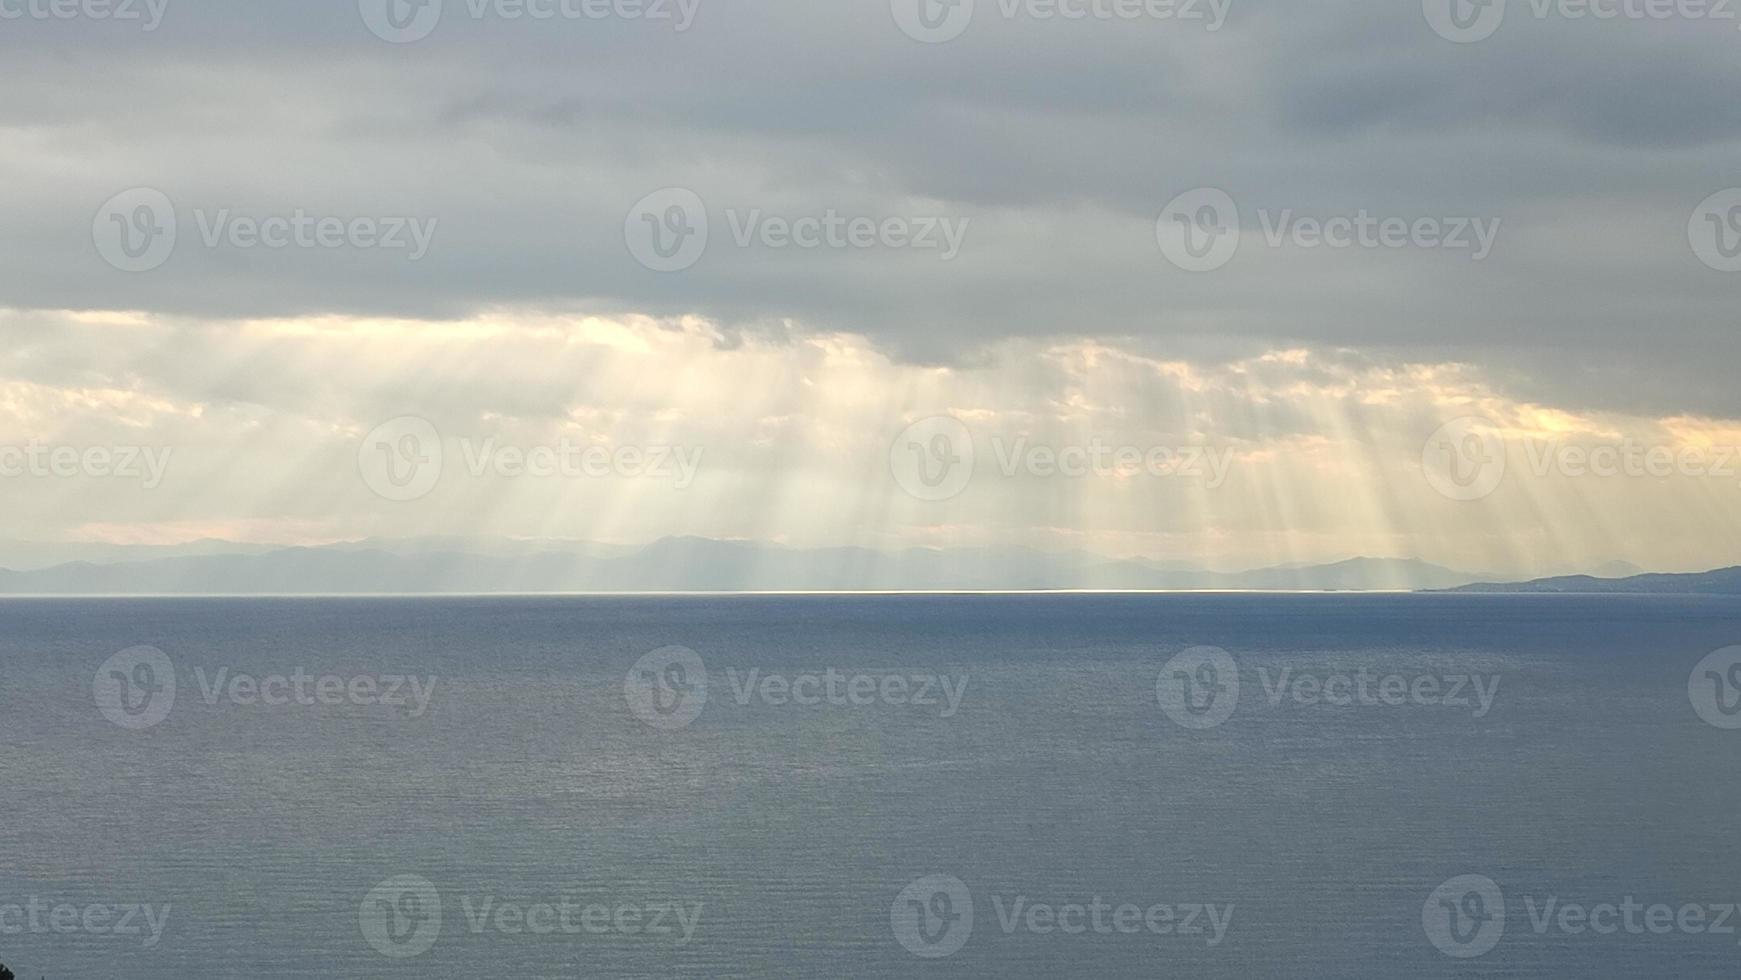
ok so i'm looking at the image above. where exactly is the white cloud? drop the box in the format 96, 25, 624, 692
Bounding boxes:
1, 308, 1737, 574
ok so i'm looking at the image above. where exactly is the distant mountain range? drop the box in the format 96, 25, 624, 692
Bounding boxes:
0, 536, 1502, 594
1, 536, 1719, 595
1443, 566, 1741, 595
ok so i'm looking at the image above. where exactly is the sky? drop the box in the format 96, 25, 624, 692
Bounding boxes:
0, 0, 1738, 575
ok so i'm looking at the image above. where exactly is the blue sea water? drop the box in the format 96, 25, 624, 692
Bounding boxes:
2, 593, 1740, 978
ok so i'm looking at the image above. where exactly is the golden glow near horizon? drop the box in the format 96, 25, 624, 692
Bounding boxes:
2, 307, 1739, 577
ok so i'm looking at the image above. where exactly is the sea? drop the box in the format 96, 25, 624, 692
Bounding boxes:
2, 593, 1739, 978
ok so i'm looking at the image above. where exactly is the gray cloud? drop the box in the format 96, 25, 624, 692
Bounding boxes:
1, 0, 1738, 420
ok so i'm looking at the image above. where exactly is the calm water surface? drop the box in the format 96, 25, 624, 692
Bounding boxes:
2, 593, 1739, 978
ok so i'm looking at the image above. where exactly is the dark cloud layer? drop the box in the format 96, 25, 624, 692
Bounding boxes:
2, 0, 1738, 417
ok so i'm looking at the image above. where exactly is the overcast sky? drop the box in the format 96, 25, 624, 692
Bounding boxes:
1, 0, 1738, 574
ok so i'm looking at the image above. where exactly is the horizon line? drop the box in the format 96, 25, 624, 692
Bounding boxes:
0, 588, 1703, 600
